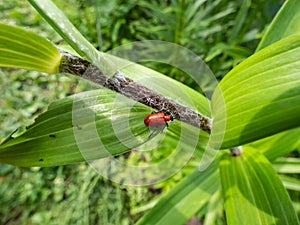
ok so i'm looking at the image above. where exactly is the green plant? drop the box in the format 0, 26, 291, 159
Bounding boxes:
1, 0, 300, 225
0, 164, 133, 225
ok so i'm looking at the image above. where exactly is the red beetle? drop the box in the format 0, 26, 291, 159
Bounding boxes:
144, 112, 173, 127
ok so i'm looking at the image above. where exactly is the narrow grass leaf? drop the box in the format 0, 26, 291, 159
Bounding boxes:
228, 0, 251, 44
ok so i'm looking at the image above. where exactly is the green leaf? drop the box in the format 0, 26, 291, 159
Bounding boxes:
27, 0, 116, 76
247, 127, 300, 161
102, 53, 212, 117
203, 190, 224, 225
220, 147, 299, 225
257, 0, 300, 51
0, 29, 211, 167
0, 58, 211, 166
205, 42, 251, 62
228, 0, 251, 44
0, 89, 150, 166
279, 175, 300, 192
136, 158, 221, 225
27, 0, 97, 60
211, 34, 300, 149
0, 23, 61, 73
273, 158, 300, 174
0, 89, 208, 167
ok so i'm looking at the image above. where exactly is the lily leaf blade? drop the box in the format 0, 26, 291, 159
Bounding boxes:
220, 147, 299, 225
0, 23, 61, 73
211, 34, 300, 149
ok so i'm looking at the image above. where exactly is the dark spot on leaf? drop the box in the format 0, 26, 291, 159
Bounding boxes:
73, 125, 82, 130
230, 147, 242, 156
49, 134, 56, 138
39, 159, 44, 162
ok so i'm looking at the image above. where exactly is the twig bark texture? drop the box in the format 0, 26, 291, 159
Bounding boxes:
59, 50, 212, 134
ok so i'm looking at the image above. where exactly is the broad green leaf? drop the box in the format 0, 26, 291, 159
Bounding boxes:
247, 127, 300, 161
273, 157, 300, 174
0, 58, 210, 166
0, 23, 61, 73
0, 89, 208, 167
257, 0, 300, 51
220, 147, 299, 225
0, 27, 211, 167
136, 157, 221, 225
211, 34, 300, 149
0, 90, 150, 166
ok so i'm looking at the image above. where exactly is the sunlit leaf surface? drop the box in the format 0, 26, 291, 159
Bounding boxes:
136, 157, 221, 225
220, 147, 299, 225
0, 23, 61, 73
212, 34, 300, 149
0, 90, 150, 166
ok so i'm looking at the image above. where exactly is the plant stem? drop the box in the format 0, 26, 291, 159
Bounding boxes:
59, 50, 212, 134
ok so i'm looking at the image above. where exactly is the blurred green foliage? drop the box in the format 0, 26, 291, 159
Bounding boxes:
0, 165, 135, 225
0, 0, 285, 224
52, 0, 283, 89
51, 0, 283, 81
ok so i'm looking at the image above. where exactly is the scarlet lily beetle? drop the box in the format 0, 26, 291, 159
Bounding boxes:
144, 112, 173, 127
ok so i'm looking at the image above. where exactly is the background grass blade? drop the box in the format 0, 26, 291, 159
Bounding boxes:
203, 190, 224, 225
257, 0, 300, 51
279, 175, 300, 192
228, 0, 251, 44
220, 147, 299, 225
273, 158, 300, 174
0, 23, 61, 73
211, 34, 300, 149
